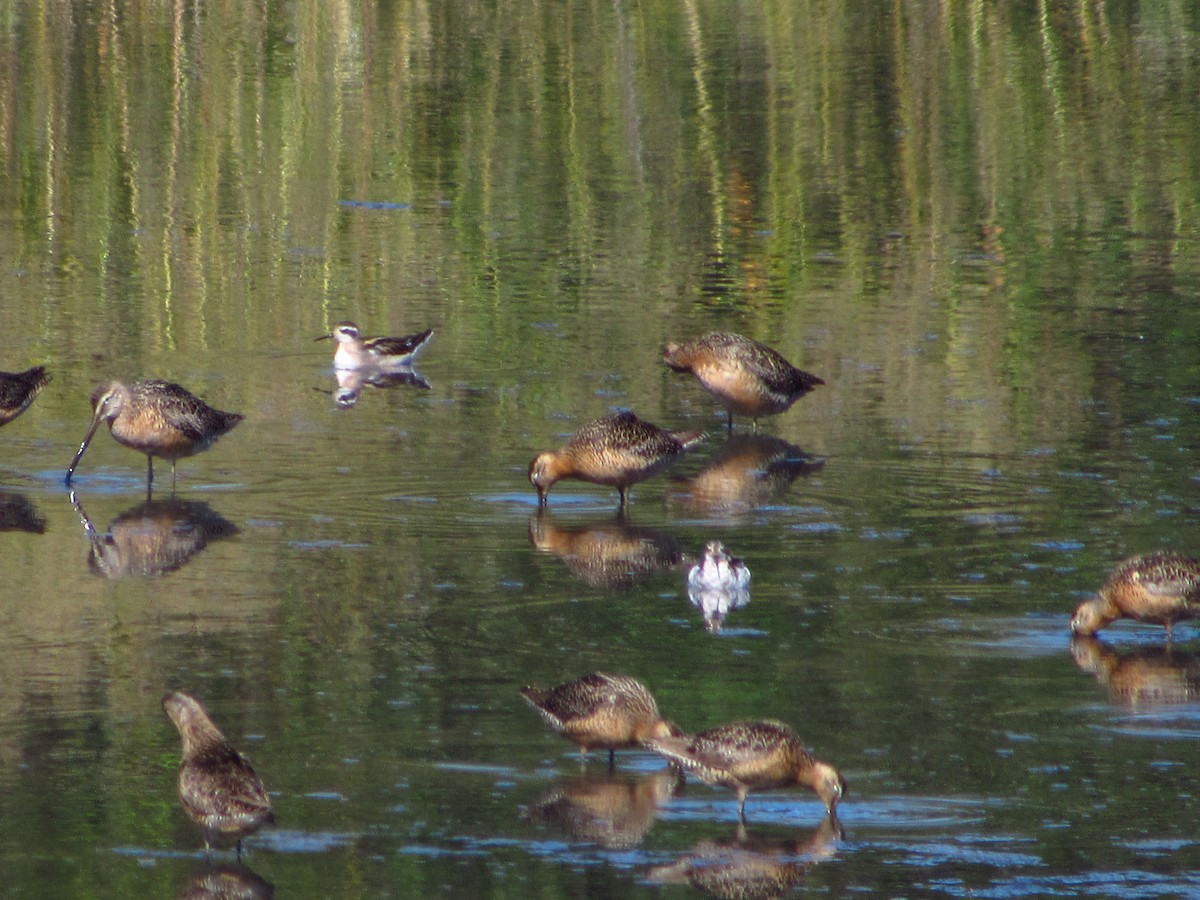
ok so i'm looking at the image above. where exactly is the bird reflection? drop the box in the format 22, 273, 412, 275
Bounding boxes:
667, 434, 824, 516
526, 767, 683, 849
646, 815, 844, 900
176, 861, 274, 900
1070, 635, 1200, 706
329, 366, 430, 409
0, 491, 46, 533
71, 493, 239, 577
528, 509, 686, 589
688, 541, 751, 632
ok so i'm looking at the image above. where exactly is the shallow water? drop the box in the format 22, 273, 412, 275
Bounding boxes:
3, 2, 1200, 898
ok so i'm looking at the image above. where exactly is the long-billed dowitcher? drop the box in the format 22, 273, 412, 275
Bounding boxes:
521, 672, 683, 766
316, 321, 434, 369
65, 380, 243, 487
162, 691, 275, 856
1070, 552, 1200, 640
1071, 636, 1200, 706
528, 411, 704, 507
0, 366, 50, 426
687, 541, 752, 632
643, 720, 846, 822
663, 332, 824, 430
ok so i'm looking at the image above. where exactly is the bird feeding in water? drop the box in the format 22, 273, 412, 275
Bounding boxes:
528, 411, 704, 508
162, 690, 275, 857
65, 380, 243, 488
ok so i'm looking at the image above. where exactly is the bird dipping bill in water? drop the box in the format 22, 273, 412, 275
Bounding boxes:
687, 541, 752, 632
1070, 551, 1200, 640
663, 332, 824, 429
65, 380, 243, 487
643, 720, 846, 822
162, 691, 275, 856
0, 366, 50, 426
521, 672, 683, 766
528, 411, 704, 507
316, 321, 434, 370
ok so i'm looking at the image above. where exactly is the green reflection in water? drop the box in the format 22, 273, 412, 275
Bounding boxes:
1, 1, 1200, 898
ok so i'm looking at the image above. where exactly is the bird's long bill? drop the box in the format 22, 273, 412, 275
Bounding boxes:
64, 413, 103, 484
313, 332, 333, 342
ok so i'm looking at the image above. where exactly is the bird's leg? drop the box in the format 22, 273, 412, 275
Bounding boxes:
171, 459, 178, 494
146, 455, 154, 487
726, 411, 734, 433
618, 486, 628, 508
608, 748, 616, 771
737, 789, 748, 825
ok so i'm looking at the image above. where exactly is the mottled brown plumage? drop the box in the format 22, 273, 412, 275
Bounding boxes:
521, 672, 683, 765
1071, 636, 1200, 706
317, 321, 434, 369
528, 509, 686, 589
668, 434, 824, 515
527, 768, 684, 849
66, 380, 243, 486
0, 366, 50, 426
528, 411, 704, 507
1070, 552, 1200, 640
644, 720, 845, 822
646, 816, 843, 899
162, 691, 274, 856
663, 333, 823, 429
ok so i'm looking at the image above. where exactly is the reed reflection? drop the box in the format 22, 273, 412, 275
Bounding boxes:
1070, 636, 1200, 706
528, 509, 686, 589
176, 861, 274, 900
329, 366, 431, 410
687, 541, 751, 632
70, 493, 238, 577
647, 816, 843, 900
0, 491, 46, 533
526, 767, 683, 849
667, 435, 823, 516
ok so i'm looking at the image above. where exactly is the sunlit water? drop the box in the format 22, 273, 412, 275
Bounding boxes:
3, 2, 1200, 898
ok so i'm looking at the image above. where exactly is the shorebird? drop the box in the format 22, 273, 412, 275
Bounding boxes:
528, 411, 704, 507
1071, 552, 1200, 640
0, 366, 50, 426
316, 321, 433, 369
687, 541, 752, 632
643, 720, 845, 822
162, 691, 274, 856
65, 380, 243, 487
521, 672, 682, 767
663, 332, 824, 430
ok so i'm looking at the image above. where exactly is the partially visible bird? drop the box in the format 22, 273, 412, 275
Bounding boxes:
317, 321, 433, 370
521, 672, 683, 767
687, 541, 752, 632
528, 411, 704, 507
162, 691, 275, 856
0, 366, 50, 426
663, 332, 823, 430
643, 720, 845, 822
65, 380, 243, 488
1070, 552, 1200, 640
